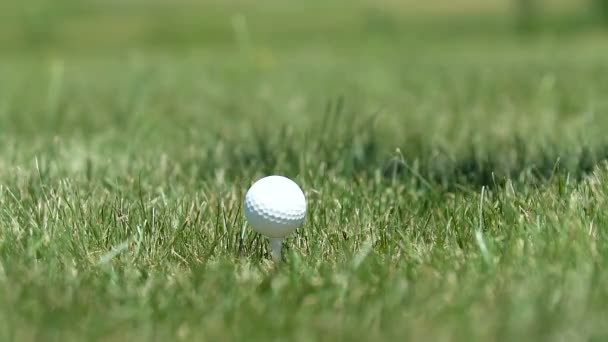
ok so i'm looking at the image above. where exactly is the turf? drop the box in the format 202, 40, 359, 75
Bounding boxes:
1, 1, 608, 341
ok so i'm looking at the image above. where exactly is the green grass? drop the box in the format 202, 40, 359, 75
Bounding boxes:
2, 1, 608, 341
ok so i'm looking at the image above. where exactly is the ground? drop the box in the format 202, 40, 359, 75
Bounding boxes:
1, 1, 608, 341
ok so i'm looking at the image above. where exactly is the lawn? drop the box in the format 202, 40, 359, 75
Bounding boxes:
1, 1, 608, 341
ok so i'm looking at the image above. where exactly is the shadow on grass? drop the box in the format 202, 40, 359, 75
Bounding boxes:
382, 138, 608, 191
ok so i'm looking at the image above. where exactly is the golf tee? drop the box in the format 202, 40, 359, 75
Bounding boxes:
269, 238, 283, 262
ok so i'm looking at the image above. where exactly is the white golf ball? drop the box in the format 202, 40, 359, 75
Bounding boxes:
244, 175, 306, 238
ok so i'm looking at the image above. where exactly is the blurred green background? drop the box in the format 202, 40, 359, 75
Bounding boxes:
2, 0, 608, 183
0, 0, 606, 51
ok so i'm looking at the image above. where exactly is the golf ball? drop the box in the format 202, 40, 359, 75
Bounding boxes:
244, 175, 306, 238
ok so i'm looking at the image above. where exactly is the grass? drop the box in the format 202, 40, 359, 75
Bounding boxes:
1, 1, 608, 341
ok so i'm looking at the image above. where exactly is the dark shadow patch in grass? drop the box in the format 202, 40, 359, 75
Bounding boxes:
196, 100, 608, 192
383, 139, 608, 191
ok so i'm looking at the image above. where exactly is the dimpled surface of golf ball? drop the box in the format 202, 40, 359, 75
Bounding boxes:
244, 175, 306, 238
